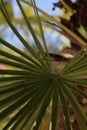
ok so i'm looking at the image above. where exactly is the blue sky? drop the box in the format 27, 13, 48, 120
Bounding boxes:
35, 0, 77, 14
13, 0, 59, 16
13, 0, 77, 16
35, 0, 59, 15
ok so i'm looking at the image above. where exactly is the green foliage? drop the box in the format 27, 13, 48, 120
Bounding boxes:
0, 0, 87, 130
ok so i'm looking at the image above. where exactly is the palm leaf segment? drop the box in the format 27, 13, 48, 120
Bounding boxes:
0, 0, 87, 130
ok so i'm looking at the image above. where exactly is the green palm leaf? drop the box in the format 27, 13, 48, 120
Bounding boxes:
0, 0, 87, 130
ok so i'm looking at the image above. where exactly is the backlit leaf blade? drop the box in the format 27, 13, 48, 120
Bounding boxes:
60, 80, 87, 130
51, 79, 59, 130
59, 81, 72, 130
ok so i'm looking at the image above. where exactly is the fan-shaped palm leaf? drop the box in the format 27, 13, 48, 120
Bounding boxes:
0, 0, 87, 130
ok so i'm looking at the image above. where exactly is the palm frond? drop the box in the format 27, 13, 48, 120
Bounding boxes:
0, 0, 87, 130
